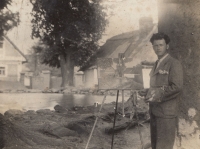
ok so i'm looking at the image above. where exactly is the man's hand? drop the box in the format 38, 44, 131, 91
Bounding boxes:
138, 89, 149, 97
145, 88, 164, 102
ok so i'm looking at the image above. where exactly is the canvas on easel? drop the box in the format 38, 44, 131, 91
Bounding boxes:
97, 54, 144, 90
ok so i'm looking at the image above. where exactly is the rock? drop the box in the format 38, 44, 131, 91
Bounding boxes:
33, 89, 42, 93
67, 122, 89, 135
17, 90, 25, 93
10, 90, 17, 93
81, 88, 90, 91
98, 90, 105, 95
51, 88, 59, 93
80, 90, 89, 94
73, 106, 86, 112
110, 91, 116, 96
4, 109, 24, 117
89, 89, 94, 94
26, 89, 42, 93
63, 89, 72, 94
26, 110, 36, 115
41, 122, 78, 138
80, 88, 90, 94
3, 89, 11, 93
36, 109, 52, 114
42, 87, 52, 93
54, 105, 68, 113
71, 88, 78, 93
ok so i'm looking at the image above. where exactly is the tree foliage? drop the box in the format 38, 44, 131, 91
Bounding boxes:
30, 0, 107, 68
0, 0, 11, 9
0, 0, 19, 36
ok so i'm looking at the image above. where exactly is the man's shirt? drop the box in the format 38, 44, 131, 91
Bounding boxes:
156, 54, 169, 69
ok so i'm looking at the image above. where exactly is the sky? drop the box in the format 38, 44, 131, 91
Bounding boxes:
7, 0, 37, 54
100, 0, 158, 44
6, 0, 158, 54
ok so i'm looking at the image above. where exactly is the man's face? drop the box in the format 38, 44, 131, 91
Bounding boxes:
152, 39, 169, 58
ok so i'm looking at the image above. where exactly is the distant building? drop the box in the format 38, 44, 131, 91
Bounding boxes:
80, 17, 157, 89
0, 36, 27, 81
22, 54, 84, 89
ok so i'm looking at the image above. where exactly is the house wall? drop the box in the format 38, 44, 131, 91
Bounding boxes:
50, 74, 83, 89
32, 76, 45, 90
0, 45, 4, 59
50, 76, 62, 89
84, 69, 98, 88
158, 0, 200, 148
7, 63, 18, 81
74, 74, 84, 87
0, 37, 26, 82
0, 61, 20, 81
31, 71, 51, 90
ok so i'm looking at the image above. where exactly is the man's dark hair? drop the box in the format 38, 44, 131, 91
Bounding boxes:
150, 32, 170, 44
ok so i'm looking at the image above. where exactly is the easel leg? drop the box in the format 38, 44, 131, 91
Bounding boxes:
111, 90, 119, 149
122, 90, 125, 117
85, 93, 107, 149
134, 91, 144, 149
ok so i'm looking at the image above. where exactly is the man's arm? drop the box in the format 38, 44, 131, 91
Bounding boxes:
161, 60, 183, 102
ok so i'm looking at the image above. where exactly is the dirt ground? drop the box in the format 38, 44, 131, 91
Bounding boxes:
0, 97, 151, 149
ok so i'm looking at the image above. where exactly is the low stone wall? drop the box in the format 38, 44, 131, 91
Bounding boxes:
0, 87, 132, 97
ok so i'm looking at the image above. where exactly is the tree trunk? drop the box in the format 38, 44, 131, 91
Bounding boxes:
60, 54, 74, 87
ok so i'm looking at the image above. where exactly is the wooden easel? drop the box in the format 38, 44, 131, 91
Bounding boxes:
110, 89, 144, 149
84, 89, 144, 149
85, 53, 145, 149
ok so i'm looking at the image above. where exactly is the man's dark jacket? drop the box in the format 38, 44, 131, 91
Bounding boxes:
149, 54, 183, 118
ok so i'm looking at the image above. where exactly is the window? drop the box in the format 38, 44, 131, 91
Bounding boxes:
0, 67, 5, 76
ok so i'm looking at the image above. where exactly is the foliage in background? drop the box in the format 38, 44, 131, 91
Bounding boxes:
30, 0, 107, 67
0, 0, 19, 36
30, 0, 107, 86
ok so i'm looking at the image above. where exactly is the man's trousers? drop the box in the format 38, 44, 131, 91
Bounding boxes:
150, 113, 176, 149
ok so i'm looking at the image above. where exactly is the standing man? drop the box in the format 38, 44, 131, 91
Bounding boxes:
139, 33, 183, 149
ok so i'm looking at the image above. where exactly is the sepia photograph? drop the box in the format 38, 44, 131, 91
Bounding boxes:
0, 0, 199, 149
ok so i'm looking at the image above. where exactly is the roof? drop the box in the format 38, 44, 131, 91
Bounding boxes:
97, 31, 139, 59
80, 24, 158, 71
3, 35, 28, 62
